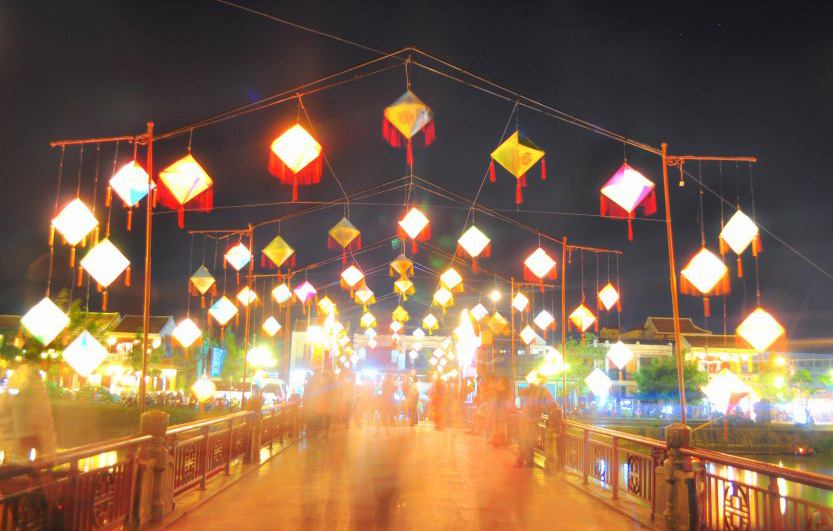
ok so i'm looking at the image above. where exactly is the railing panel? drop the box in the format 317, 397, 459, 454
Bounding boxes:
173, 435, 205, 495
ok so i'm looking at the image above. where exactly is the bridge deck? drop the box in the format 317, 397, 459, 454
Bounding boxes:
166, 423, 648, 530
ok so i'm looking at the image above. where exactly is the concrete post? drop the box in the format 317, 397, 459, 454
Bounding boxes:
662, 423, 692, 531
136, 410, 172, 526
245, 397, 264, 464
545, 407, 563, 473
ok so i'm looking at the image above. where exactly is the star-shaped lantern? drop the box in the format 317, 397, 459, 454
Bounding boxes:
394, 276, 415, 300
490, 131, 546, 205
524, 248, 557, 283
569, 304, 597, 333
598, 282, 621, 311
720, 210, 761, 278
63, 331, 108, 377
585, 368, 613, 397
533, 310, 555, 331
268, 124, 323, 201
390, 254, 414, 278
21, 297, 70, 346
262, 235, 295, 269
173, 318, 202, 348
81, 239, 130, 288
398, 207, 430, 253
382, 90, 435, 166
360, 312, 377, 328
236, 286, 258, 307
225, 243, 252, 271
470, 303, 489, 322
272, 283, 293, 305
392, 305, 410, 323
108, 160, 153, 230
519, 325, 538, 345
488, 312, 509, 335
422, 313, 439, 333
600, 163, 657, 241
209, 296, 238, 326
262, 316, 282, 337
457, 225, 491, 271
157, 154, 213, 228
293, 281, 317, 304
512, 292, 529, 313
736, 308, 785, 352
329, 217, 361, 263
606, 341, 634, 371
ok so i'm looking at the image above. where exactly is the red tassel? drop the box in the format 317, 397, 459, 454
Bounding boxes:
77, 266, 83, 287
617, 299, 621, 312
406, 141, 414, 167
472, 259, 478, 273
105, 187, 112, 207
719, 238, 728, 255
152, 188, 157, 208
342, 250, 347, 264
752, 235, 762, 256
422, 121, 436, 146
704, 297, 711, 317
411, 240, 418, 254
515, 181, 523, 204
627, 218, 634, 241
125, 266, 131, 287
70, 246, 76, 267
178, 208, 185, 228
102, 290, 108, 311
292, 180, 298, 202
520, 173, 527, 188
211, 284, 217, 296
127, 209, 133, 231
737, 257, 743, 278
201, 295, 205, 309
489, 160, 496, 182
541, 157, 546, 180
382, 119, 403, 147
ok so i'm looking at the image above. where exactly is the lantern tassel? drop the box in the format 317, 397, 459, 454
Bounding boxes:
48, 225, 55, 247
77, 266, 83, 287
178, 208, 185, 229
125, 265, 131, 287
127, 209, 133, 231
541, 157, 546, 180
489, 160, 496, 182
102, 290, 108, 311
627, 218, 634, 242
201, 295, 205, 309
703, 297, 711, 317
719, 237, 728, 255
105, 187, 112, 207
515, 181, 523, 205
737, 257, 743, 278
70, 246, 76, 267
406, 140, 414, 167
422, 121, 436, 146
292, 180, 298, 202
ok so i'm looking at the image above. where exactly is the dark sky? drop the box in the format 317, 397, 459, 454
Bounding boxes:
2, 1, 832, 346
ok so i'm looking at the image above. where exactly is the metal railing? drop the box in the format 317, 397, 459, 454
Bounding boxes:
0, 402, 301, 531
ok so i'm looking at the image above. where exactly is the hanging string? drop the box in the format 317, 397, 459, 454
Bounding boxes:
75, 145, 85, 198
697, 161, 708, 329
187, 128, 193, 153
46, 146, 66, 299
105, 142, 119, 238
83, 143, 103, 319
749, 162, 762, 306
622, 141, 627, 163
595, 252, 601, 327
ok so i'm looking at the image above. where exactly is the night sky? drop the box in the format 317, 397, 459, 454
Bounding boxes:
2, 2, 832, 347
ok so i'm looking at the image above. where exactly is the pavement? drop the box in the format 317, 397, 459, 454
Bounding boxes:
165, 422, 649, 531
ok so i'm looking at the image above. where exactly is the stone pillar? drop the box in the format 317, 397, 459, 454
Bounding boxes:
545, 407, 564, 473
662, 423, 692, 531
136, 410, 173, 526
245, 397, 264, 464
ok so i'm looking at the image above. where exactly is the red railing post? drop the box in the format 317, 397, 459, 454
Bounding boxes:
611, 438, 620, 500
768, 474, 783, 531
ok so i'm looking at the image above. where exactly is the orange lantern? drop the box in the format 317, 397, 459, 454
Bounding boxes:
680, 247, 730, 317
523, 247, 557, 284
157, 154, 213, 228
262, 235, 295, 269
394, 276, 415, 300
597, 282, 621, 311
397, 207, 430, 253
457, 225, 491, 272
390, 253, 414, 278
569, 304, 597, 333
736, 308, 785, 352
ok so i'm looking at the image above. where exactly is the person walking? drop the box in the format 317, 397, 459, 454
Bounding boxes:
403, 376, 419, 426
489, 377, 512, 447
380, 373, 396, 427
515, 372, 555, 468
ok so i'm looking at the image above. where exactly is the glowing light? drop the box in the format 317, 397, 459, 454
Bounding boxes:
208, 296, 238, 326
172, 318, 202, 348
360, 312, 377, 328
600, 163, 654, 214
491, 131, 545, 179
367, 338, 378, 349
190, 265, 215, 295
701, 369, 750, 413
20, 297, 70, 345
293, 281, 317, 303
524, 248, 556, 280
109, 160, 153, 206
80, 239, 129, 287
262, 235, 294, 268
392, 305, 409, 322
422, 313, 439, 331
354, 285, 375, 306
519, 325, 537, 345
720, 210, 759, 255
569, 304, 596, 332
585, 368, 613, 397
458, 226, 490, 258
224, 243, 252, 271
606, 341, 634, 370
270, 124, 322, 174
394, 277, 415, 297
158, 154, 213, 206
488, 312, 508, 335
247, 346, 277, 368
470, 303, 489, 322
398, 207, 429, 239
317, 296, 336, 316
440, 268, 463, 291
409, 350, 419, 360
412, 328, 425, 340
512, 292, 529, 312
236, 286, 258, 306
364, 328, 377, 339
192, 376, 216, 403
390, 321, 403, 333
329, 217, 360, 250
774, 356, 787, 367
340, 265, 364, 289
737, 308, 785, 352
52, 198, 98, 246
412, 342, 423, 352
533, 310, 555, 331
433, 287, 453, 307
262, 316, 281, 337
489, 290, 501, 302
63, 331, 108, 377
384, 90, 433, 139
598, 283, 620, 311
390, 254, 414, 277
681, 248, 728, 294
306, 325, 325, 344
526, 370, 540, 384
271, 283, 292, 304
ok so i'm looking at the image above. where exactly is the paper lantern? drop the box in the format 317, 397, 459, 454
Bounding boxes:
360, 312, 377, 328
490, 131, 546, 205
433, 287, 454, 312
736, 308, 785, 352
293, 281, 317, 303
600, 163, 656, 241
598, 282, 620, 311
440, 267, 464, 293
382, 90, 435, 166
533, 310, 555, 331
585, 368, 612, 397
339, 265, 364, 291
519, 325, 537, 345
190, 265, 216, 295
412, 328, 425, 340
390, 254, 414, 278
488, 311, 509, 335
328, 217, 361, 263
512, 292, 529, 313
80, 239, 129, 288
272, 283, 293, 304
523, 247, 557, 283
680, 248, 730, 317
365, 327, 377, 339
606, 341, 634, 371
422, 313, 439, 332
470, 303, 489, 322
317, 296, 336, 316
62, 331, 108, 377
367, 338, 378, 349
173, 318, 202, 348
390, 321, 403, 333
569, 304, 597, 333
268, 124, 322, 201
701, 369, 750, 414
51, 199, 98, 265
20, 297, 70, 345
262, 316, 282, 337
354, 285, 376, 308
457, 225, 491, 271
398, 207, 430, 253
236, 286, 258, 306
192, 376, 216, 403
225, 243, 252, 271
394, 276, 415, 300
392, 305, 410, 323
261, 235, 294, 269
209, 296, 238, 326
412, 340, 424, 352
720, 210, 761, 278
157, 154, 213, 228
108, 160, 154, 230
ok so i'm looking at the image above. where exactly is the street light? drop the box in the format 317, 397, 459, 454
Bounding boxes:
489, 290, 501, 302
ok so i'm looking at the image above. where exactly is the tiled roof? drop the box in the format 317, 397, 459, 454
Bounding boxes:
683, 334, 751, 350
648, 317, 709, 335
114, 315, 172, 334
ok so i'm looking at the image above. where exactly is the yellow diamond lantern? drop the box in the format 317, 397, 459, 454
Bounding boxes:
173, 318, 202, 348
293, 281, 317, 303
192, 376, 216, 403
317, 296, 336, 316
519, 325, 537, 345
109, 160, 152, 207
524, 248, 556, 280
585, 368, 613, 396
512, 292, 529, 312
458, 226, 490, 258
80, 239, 130, 287
270, 124, 322, 174
488, 312, 509, 335
341, 265, 364, 289
329, 217, 360, 249
470, 303, 488, 322
225, 243, 252, 271
272, 283, 292, 304
52, 198, 98, 246
606, 341, 634, 370
394, 277, 415, 299
533, 310, 555, 331
21, 297, 70, 345
720, 210, 759, 256
262, 235, 294, 268
384, 90, 433, 140
433, 287, 454, 308
63, 331, 108, 377
209, 296, 238, 326
398, 207, 429, 240
236, 286, 258, 306
440, 267, 463, 292
360, 312, 377, 328
681, 248, 728, 294
354, 285, 375, 306
569, 304, 596, 332
262, 316, 281, 337
190, 265, 215, 295
158, 154, 213, 206
737, 308, 785, 352
390, 254, 414, 277
598, 283, 620, 311
392, 305, 409, 323
491, 131, 545, 179
422, 313, 439, 331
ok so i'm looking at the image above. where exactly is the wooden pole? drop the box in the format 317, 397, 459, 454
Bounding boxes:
510, 277, 516, 396
139, 122, 154, 414
241, 227, 254, 407
561, 236, 568, 412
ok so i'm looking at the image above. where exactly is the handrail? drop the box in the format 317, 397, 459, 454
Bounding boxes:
165, 410, 251, 435
561, 418, 667, 449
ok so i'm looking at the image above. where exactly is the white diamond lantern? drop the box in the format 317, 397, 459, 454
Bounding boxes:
365, 327, 377, 339
262, 316, 282, 337
63, 331, 108, 377
173, 318, 202, 348
458, 225, 490, 258
512, 292, 529, 312
340, 265, 364, 289
598, 283, 620, 311
52, 198, 98, 246
720, 210, 759, 256
236, 286, 258, 306
736, 308, 785, 352
272, 283, 292, 304
224, 243, 252, 271
390, 321, 403, 333
367, 338, 378, 349
470, 303, 489, 322
422, 313, 439, 331
440, 268, 463, 292
354, 285, 375, 306
409, 350, 419, 360
524, 248, 556, 280
80, 239, 129, 287
21, 297, 70, 345
293, 281, 317, 303
606, 341, 634, 370
569, 304, 596, 332
360, 312, 377, 328
317, 296, 336, 316
109, 160, 153, 207
209, 296, 238, 326
433, 287, 454, 308
681, 248, 728, 294
533, 310, 555, 331
192, 376, 216, 403
412, 328, 425, 340
585, 368, 613, 397
398, 207, 429, 240
412, 342, 423, 352
519, 325, 537, 345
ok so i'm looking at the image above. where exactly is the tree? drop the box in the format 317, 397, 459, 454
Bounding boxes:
790, 369, 825, 422
128, 327, 163, 371
566, 333, 607, 394
220, 332, 244, 386
634, 356, 707, 402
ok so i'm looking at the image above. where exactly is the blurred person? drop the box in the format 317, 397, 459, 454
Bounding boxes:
0, 362, 57, 463
380, 374, 396, 427
339, 372, 356, 428
430, 377, 447, 430
515, 373, 554, 468
489, 377, 512, 447
319, 371, 336, 439
403, 376, 419, 426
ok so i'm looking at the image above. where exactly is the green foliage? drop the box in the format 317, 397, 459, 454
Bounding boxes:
567, 333, 607, 394
128, 327, 163, 371
220, 332, 244, 385
634, 356, 707, 401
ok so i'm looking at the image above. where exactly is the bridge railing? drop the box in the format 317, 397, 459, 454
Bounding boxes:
0, 401, 302, 531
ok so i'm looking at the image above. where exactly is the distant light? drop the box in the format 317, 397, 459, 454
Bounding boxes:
489, 290, 501, 302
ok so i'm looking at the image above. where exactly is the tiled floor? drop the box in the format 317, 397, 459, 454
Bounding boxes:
166, 424, 649, 530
